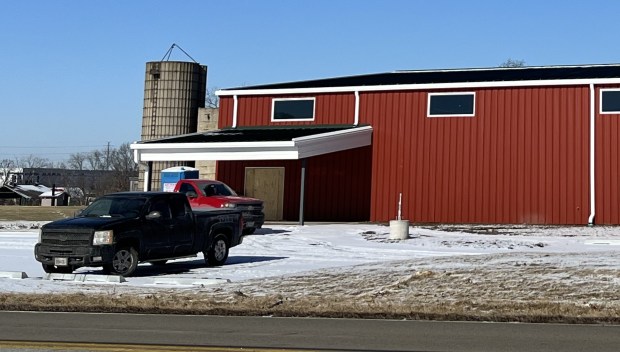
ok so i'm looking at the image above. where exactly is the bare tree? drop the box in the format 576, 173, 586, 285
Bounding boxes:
108, 143, 138, 191
68, 153, 87, 170
500, 58, 526, 68
86, 150, 106, 170
0, 159, 16, 186
13, 143, 137, 199
19, 154, 51, 168
206, 87, 220, 108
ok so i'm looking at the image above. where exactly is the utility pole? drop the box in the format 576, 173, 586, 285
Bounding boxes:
106, 141, 110, 170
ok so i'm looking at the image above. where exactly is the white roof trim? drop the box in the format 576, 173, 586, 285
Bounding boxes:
216, 78, 620, 97
131, 126, 372, 162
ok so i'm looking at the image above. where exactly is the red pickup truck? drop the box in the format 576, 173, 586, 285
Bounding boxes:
174, 179, 265, 234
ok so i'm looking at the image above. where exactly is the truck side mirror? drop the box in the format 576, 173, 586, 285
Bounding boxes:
186, 191, 198, 199
145, 211, 162, 220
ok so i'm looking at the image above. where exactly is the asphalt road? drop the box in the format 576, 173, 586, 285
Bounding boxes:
0, 311, 619, 352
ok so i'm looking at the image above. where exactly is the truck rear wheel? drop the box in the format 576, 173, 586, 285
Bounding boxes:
205, 234, 229, 266
111, 247, 139, 276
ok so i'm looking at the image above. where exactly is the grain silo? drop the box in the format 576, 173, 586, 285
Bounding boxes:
139, 61, 207, 191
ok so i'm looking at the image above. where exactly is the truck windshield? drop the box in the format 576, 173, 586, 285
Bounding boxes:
80, 197, 147, 218
200, 183, 238, 197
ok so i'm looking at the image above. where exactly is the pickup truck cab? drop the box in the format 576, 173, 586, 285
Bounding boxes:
174, 179, 264, 234
34, 192, 243, 277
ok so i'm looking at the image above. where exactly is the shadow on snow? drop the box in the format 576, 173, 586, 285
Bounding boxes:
75, 255, 288, 277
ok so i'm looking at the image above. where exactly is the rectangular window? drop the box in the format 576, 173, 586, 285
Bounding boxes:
427, 92, 475, 117
272, 98, 315, 121
601, 89, 620, 114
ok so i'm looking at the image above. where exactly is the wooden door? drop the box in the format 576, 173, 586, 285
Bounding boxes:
244, 167, 284, 221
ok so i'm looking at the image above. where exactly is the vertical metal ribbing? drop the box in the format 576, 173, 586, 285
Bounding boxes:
149, 62, 160, 136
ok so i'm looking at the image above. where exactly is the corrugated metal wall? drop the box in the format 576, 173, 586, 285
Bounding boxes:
595, 85, 620, 224
218, 93, 367, 221
218, 84, 620, 225
219, 93, 356, 127
360, 87, 590, 224
217, 147, 372, 221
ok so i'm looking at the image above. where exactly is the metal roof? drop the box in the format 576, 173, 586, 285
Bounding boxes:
139, 125, 360, 144
0, 184, 51, 199
222, 64, 620, 91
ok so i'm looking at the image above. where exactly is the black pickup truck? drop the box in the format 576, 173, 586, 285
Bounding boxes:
34, 192, 244, 277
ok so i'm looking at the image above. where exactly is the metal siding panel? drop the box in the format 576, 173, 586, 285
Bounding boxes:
610, 113, 619, 223
218, 153, 370, 222
221, 85, 592, 224
218, 97, 233, 128
363, 86, 589, 224
596, 85, 620, 224
371, 92, 387, 221
232, 93, 355, 127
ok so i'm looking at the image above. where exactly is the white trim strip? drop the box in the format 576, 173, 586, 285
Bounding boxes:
216, 78, 620, 96
292, 125, 372, 142
271, 97, 316, 122
232, 95, 238, 128
589, 84, 596, 225
131, 141, 294, 150
599, 88, 620, 114
354, 91, 360, 125
427, 91, 476, 117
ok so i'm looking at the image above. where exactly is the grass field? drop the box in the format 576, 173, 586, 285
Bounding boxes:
0, 206, 83, 221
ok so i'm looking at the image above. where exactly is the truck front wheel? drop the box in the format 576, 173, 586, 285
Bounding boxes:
205, 234, 229, 266
111, 247, 139, 277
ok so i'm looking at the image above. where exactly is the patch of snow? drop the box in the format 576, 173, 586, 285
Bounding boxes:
0, 222, 618, 296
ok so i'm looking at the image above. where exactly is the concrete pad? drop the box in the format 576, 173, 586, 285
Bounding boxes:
44, 273, 125, 283
151, 277, 230, 286
72, 274, 126, 283
44, 273, 75, 281
0, 271, 28, 279
584, 240, 620, 246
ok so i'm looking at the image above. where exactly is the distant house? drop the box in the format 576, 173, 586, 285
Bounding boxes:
39, 188, 69, 206
0, 184, 51, 205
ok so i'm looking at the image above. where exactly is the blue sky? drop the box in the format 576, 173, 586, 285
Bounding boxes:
1, 0, 618, 163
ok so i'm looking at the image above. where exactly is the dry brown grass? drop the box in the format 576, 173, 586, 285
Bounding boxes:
0, 206, 82, 221
1, 252, 619, 324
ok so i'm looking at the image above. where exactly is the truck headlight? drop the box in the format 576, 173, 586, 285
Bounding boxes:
93, 230, 114, 245
38, 229, 42, 244
221, 203, 237, 208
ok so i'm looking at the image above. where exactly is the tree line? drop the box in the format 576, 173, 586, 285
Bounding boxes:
1, 143, 138, 205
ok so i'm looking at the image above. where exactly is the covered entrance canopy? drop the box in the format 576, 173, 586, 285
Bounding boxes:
131, 125, 372, 162
130, 125, 373, 224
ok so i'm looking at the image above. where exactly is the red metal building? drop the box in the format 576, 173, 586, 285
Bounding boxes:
132, 64, 620, 225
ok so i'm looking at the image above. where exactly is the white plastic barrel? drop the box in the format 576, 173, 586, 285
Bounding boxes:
389, 219, 410, 240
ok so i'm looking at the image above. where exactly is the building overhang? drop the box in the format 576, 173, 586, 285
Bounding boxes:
130, 125, 373, 163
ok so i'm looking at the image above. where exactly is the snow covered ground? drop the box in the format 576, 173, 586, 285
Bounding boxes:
0, 221, 619, 297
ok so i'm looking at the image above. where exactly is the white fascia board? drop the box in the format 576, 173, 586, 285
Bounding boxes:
135, 150, 300, 161
131, 141, 294, 150
131, 141, 298, 162
216, 78, 620, 97
294, 126, 372, 158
